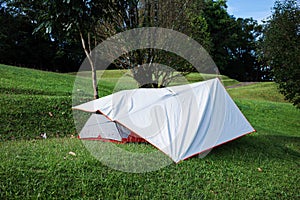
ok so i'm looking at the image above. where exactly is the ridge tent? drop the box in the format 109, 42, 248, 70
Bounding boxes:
72, 78, 255, 163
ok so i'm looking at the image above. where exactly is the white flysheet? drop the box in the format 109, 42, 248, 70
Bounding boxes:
73, 78, 255, 162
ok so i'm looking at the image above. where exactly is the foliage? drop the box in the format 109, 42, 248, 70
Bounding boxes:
0, 64, 299, 199
202, 0, 264, 81
4, 0, 268, 83
5, 0, 116, 98
108, 0, 214, 88
0, 5, 83, 71
202, 0, 234, 71
226, 18, 263, 81
262, 0, 300, 108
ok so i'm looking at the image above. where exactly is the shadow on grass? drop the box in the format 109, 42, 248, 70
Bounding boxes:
207, 134, 300, 161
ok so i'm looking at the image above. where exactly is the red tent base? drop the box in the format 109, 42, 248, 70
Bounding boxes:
79, 132, 147, 144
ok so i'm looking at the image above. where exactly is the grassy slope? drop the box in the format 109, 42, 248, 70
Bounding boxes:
0, 65, 75, 140
228, 82, 287, 103
0, 64, 299, 199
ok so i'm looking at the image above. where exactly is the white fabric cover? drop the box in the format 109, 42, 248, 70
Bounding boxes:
79, 114, 132, 141
80, 114, 122, 141
73, 78, 255, 162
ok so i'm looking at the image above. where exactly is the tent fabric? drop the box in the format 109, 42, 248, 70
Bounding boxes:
73, 78, 255, 163
78, 113, 146, 143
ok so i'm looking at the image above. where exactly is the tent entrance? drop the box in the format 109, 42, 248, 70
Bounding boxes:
79, 113, 147, 143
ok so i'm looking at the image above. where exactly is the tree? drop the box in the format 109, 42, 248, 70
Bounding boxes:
186, 0, 212, 52
7, 0, 115, 99
202, 0, 234, 72
226, 18, 264, 81
5, 0, 267, 91
0, 2, 82, 71
201, 0, 264, 81
97, 0, 213, 88
263, 0, 300, 108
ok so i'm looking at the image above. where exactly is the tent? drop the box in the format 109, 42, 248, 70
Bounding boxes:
76, 113, 147, 143
72, 78, 255, 163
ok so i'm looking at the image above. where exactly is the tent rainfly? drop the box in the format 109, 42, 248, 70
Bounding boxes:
72, 78, 255, 163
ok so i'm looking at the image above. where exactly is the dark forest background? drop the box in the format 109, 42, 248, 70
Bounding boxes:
0, 0, 269, 81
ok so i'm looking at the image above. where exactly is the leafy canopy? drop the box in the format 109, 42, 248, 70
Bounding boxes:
263, 0, 300, 108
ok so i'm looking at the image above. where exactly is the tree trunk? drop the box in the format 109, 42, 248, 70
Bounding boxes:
79, 31, 99, 99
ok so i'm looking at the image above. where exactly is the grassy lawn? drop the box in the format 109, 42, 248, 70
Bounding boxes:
0, 64, 299, 199
75, 69, 239, 88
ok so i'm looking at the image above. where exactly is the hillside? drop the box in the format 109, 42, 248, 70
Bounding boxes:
0, 64, 241, 141
0, 64, 299, 199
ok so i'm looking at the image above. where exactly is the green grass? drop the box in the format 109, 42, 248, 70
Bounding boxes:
228, 82, 287, 103
0, 64, 299, 199
0, 65, 76, 141
75, 69, 239, 92
185, 72, 239, 86
0, 64, 74, 96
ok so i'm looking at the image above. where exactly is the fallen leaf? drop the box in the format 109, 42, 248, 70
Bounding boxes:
257, 167, 262, 172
